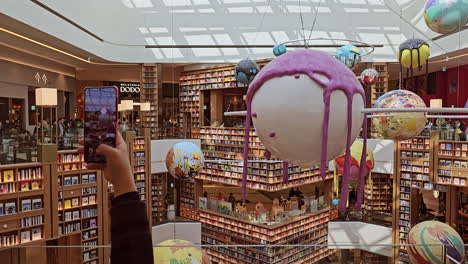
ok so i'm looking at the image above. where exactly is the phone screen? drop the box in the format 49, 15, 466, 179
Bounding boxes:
84, 87, 117, 163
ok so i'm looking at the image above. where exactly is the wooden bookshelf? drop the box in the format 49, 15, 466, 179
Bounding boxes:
180, 178, 203, 221
54, 150, 103, 264
128, 136, 152, 227
435, 141, 468, 186
200, 208, 337, 264
363, 173, 393, 221
0, 163, 51, 247
370, 63, 388, 107
151, 172, 167, 225
140, 63, 162, 139
198, 127, 333, 191
178, 61, 269, 128
398, 137, 433, 189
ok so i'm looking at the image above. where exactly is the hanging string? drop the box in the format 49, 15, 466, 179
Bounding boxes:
307, 0, 322, 41
298, 0, 307, 48
252, 0, 272, 48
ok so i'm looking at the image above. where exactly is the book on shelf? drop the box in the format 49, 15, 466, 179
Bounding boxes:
0, 203, 3, 216
64, 199, 71, 209
63, 177, 72, 186
82, 174, 89, 184
31, 181, 40, 190
31, 227, 42, 240
89, 174, 96, 183
72, 176, 79, 185
89, 195, 96, 204
21, 230, 31, 243
3, 170, 14, 182
65, 211, 72, 221
21, 199, 32, 212
82, 196, 89, 206
72, 198, 79, 207
90, 218, 97, 228
20, 181, 30, 191
5, 202, 16, 215
72, 210, 80, 219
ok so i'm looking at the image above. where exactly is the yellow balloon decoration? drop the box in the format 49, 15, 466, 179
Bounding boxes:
398, 38, 430, 90
398, 39, 430, 69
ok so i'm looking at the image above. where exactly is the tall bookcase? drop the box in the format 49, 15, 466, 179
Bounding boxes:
126, 135, 152, 227
370, 63, 388, 107
140, 63, 162, 139
54, 150, 103, 264
151, 172, 167, 225
0, 163, 51, 247
363, 173, 393, 221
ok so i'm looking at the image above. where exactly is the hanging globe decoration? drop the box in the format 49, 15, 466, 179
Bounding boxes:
398, 39, 430, 69
241, 49, 367, 206
165, 142, 204, 180
335, 44, 361, 68
332, 199, 339, 206
154, 239, 210, 264
334, 140, 374, 212
407, 221, 465, 264
373, 90, 427, 140
424, 0, 468, 34
273, 43, 287, 56
234, 58, 260, 85
360, 68, 379, 85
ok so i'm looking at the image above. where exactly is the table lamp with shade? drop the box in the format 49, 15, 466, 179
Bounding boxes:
429, 99, 443, 140
120, 100, 135, 141
35, 88, 58, 162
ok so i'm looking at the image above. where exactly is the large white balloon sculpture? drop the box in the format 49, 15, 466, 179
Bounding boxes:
241, 49, 368, 213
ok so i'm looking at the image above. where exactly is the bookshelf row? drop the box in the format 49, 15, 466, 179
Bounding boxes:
198, 127, 333, 191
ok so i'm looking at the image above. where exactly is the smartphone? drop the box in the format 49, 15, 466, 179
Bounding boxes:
84, 86, 118, 163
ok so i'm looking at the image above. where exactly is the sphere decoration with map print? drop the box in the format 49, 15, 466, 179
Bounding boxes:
153, 239, 210, 264
407, 221, 465, 264
424, 0, 468, 34
373, 90, 427, 140
234, 58, 260, 85
334, 140, 374, 212
241, 49, 368, 212
335, 44, 361, 68
165, 142, 204, 180
360, 68, 379, 85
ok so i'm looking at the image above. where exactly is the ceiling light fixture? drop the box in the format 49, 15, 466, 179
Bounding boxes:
0, 26, 138, 66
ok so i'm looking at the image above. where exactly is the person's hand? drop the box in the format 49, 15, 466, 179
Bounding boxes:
79, 131, 136, 197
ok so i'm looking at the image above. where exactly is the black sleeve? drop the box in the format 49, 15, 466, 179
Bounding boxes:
110, 191, 153, 264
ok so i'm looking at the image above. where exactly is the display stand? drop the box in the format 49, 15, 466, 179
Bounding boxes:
200, 208, 337, 264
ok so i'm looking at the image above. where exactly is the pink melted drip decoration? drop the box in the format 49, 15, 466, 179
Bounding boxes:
282, 161, 289, 183
242, 49, 366, 205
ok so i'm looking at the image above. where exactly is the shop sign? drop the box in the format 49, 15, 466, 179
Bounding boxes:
34, 72, 48, 84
